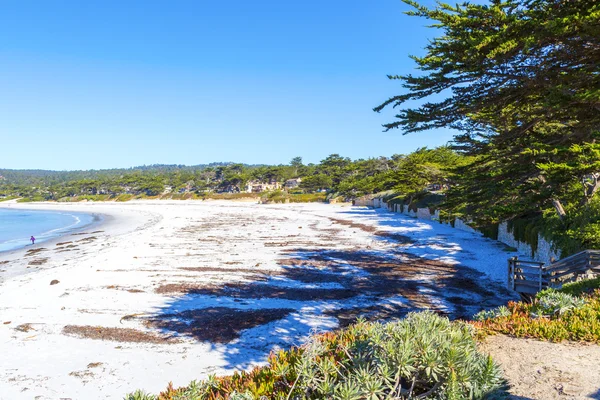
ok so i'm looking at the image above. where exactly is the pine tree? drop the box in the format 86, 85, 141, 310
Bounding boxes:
375, 0, 600, 221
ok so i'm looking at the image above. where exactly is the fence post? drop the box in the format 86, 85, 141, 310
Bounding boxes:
508, 257, 515, 291
539, 264, 543, 291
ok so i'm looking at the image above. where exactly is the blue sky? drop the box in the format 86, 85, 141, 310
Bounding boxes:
0, 0, 458, 170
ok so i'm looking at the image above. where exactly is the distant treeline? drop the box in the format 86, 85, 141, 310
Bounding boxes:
0, 147, 460, 202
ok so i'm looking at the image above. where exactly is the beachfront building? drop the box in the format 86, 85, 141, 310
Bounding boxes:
284, 178, 302, 190
246, 180, 281, 193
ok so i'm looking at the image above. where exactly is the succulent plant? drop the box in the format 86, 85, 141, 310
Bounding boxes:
130, 311, 506, 399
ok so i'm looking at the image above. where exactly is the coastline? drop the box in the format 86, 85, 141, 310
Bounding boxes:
0, 207, 104, 256
0, 202, 158, 283
0, 200, 519, 399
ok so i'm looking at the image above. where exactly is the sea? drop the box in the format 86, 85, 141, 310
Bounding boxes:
0, 208, 97, 253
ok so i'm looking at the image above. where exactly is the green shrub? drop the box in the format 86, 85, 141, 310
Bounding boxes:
531, 291, 585, 318
124, 390, 157, 400
288, 193, 326, 203
131, 312, 506, 399
168, 193, 199, 200
58, 194, 113, 202
261, 191, 326, 204
555, 277, 600, 297
474, 289, 600, 342
227, 392, 253, 400
473, 306, 511, 321
17, 195, 46, 202
204, 193, 259, 200
115, 194, 135, 202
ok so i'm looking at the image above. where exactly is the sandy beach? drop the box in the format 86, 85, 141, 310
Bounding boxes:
0, 200, 518, 399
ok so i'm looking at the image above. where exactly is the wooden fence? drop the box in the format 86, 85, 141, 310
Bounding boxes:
509, 250, 600, 299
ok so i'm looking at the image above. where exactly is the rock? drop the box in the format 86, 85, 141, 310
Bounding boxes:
50, 280, 59, 285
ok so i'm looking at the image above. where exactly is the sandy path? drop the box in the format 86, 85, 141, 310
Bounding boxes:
0, 201, 518, 399
480, 335, 600, 399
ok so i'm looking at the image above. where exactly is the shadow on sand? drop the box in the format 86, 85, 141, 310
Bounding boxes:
146, 243, 515, 370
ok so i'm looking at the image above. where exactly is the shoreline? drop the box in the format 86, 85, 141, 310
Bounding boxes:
0, 202, 159, 284
0, 201, 519, 399
0, 208, 105, 257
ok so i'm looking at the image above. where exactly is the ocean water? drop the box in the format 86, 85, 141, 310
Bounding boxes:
0, 208, 97, 253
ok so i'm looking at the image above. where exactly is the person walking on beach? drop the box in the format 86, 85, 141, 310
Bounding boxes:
30, 236, 35, 245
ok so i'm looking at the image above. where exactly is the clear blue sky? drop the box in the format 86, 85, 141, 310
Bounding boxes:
0, 0, 458, 170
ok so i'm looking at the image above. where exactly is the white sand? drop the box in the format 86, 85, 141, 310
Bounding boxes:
0, 201, 520, 399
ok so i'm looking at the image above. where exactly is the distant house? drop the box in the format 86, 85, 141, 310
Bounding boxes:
284, 178, 302, 190
176, 181, 195, 194
176, 181, 197, 194
246, 180, 281, 193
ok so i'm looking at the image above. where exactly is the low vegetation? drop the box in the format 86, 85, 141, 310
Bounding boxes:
0, 195, 18, 202
261, 191, 327, 204
125, 277, 600, 399
125, 312, 507, 400
474, 280, 600, 342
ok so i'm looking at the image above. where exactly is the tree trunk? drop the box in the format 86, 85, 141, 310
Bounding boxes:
583, 173, 600, 203
552, 198, 567, 220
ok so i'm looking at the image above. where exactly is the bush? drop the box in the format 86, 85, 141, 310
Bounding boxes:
473, 306, 511, 321
473, 289, 600, 342
124, 390, 156, 400
288, 193, 326, 203
260, 191, 326, 204
204, 193, 259, 200
115, 194, 135, 202
17, 195, 46, 202
168, 193, 199, 200
554, 277, 600, 297
531, 291, 585, 318
131, 312, 505, 400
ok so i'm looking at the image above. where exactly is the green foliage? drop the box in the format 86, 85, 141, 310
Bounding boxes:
227, 392, 253, 400
531, 291, 586, 318
1, 148, 462, 204
484, 197, 600, 257
506, 216, 541, 256
375, 0, 600, 254
130, 312, 506, 400
124, 390, 157, 400
544, 197, 600, 256
474, 287, 600, 342
299, 174, 333, 193
17, 195, 47, 202
203, 193, 259, 200
262, 190, 337, 204
478, 224, 499, 241
553, 277, 600, 297
473, 306, 511, 322
115, 194, 135, 202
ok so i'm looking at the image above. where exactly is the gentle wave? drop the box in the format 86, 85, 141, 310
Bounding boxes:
0, 208, 98, 253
